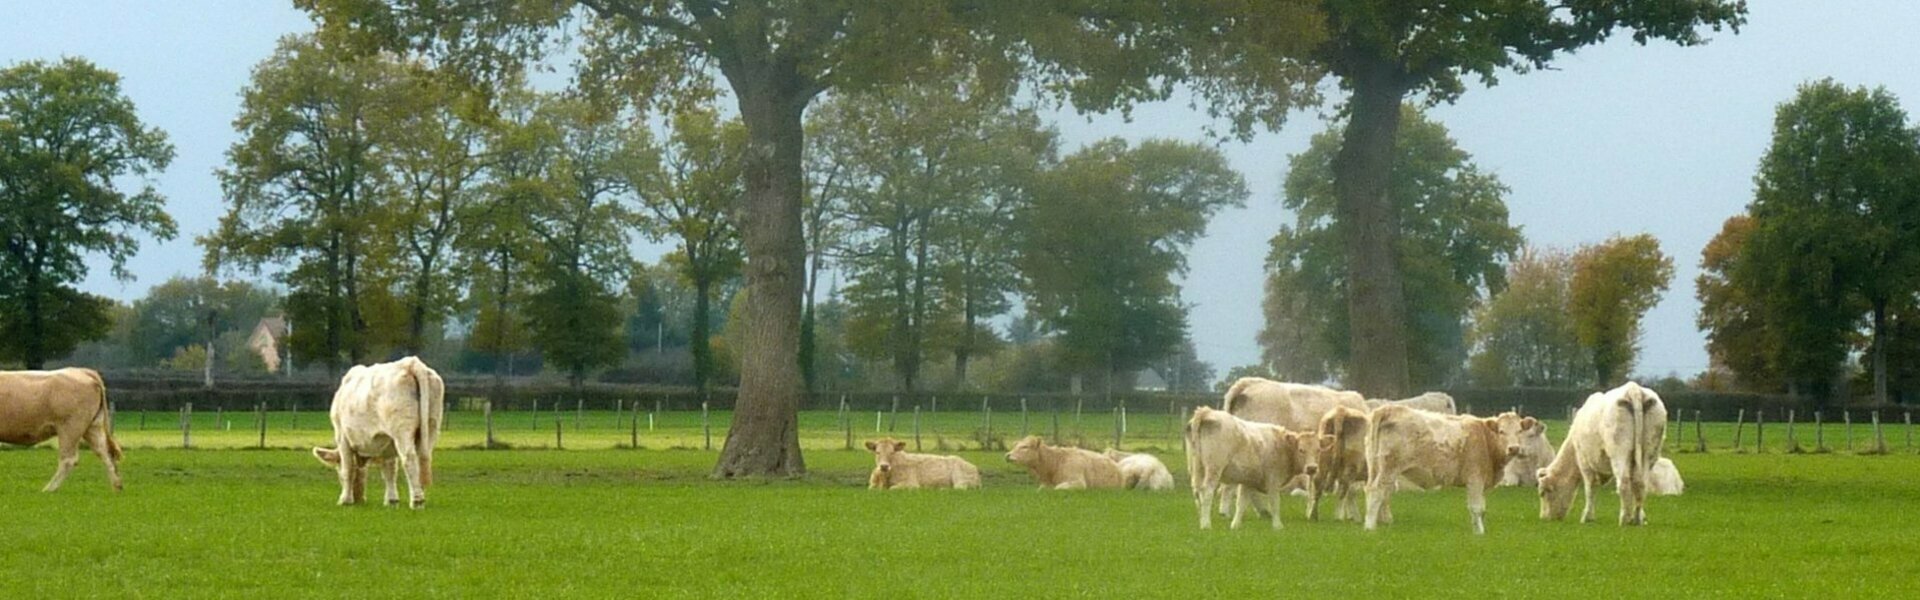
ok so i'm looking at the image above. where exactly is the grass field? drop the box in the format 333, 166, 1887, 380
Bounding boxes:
4, 422, 1919, 598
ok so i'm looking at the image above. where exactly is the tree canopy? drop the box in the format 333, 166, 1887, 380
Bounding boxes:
1569, 233, 1673, 386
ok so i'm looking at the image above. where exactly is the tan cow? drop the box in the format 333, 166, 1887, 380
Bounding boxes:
0, 369, 122, 491
1005, 436, 1124, 490
1365, 392, 1458, 415
1218, 377, 1366, 515
1537, 382, 1668, 525
1498, 421, 1556, 487
1364, 405, 1540, 534
865, 437, 980, 490
1103, 449, 1175, 491
1309, 405, 1370, 521
310, 357, 444, 508
1185, 406, 1328, 530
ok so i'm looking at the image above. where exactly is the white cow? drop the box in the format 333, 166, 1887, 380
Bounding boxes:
1365, 391, 1458, 415
0, 369, 123, 492
1364, 405, 1541, 534
1103, 449, 1175, 491
1309, 405, 1370, 521
1536, 381, 1668, 525
865, 437, 981, 490
1648, 458, 1684, 496
1185, 406, 1327, 530
311, 357, 445, 508
1218, 377, 1366, 515
1499, 421, 1556, 487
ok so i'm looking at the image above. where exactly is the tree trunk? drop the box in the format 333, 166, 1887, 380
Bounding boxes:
1872, 299, 1889, 406
692, 274, 714, 395
22, 262, 45, 369
712, 78, 807, 478
1331, 58, 1411, 399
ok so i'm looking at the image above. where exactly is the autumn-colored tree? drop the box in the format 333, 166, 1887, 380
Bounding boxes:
1467, 247, 1587, 388
1569, 234, 1674, 386
1694, 215, 1778, 392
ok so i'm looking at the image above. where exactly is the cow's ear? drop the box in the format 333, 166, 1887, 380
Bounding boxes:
893, 440, 907, 452
1319, 436, 1336, 451
1523, 417, 1541, 433
864, 441, 878, 451
1535, 468, 1549, 483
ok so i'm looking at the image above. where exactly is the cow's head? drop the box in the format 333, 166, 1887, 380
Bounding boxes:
1487, 413, 1542, 460
1005, 436, 1046, 466
865, 438, 909, 474
1538, 467, 1578, 520
1289, 432, 1334, 478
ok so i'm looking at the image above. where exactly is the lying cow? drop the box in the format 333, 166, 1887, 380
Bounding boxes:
1310, 405, 1370, 521
311, 357, 445, 508
1365, 391, 1458, 415
1364, 405, 1540, 534
1498, 421, 1556, 487
1103, 449, 1175, 491
1185, 406, 1327, 530
0, 368, 122, 491
1536, 381, 1668, 525
865, 437, 980, 490
1006, 436, 1124, 490
1649, 458, 1684, 496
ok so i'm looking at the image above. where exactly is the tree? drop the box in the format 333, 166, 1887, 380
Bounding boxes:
463, 84, 553, 383
1467, 247, 1588, 388
1018, 138, 1246, 392
1569, 234, 1674, 386
0, 58, 176, 367
204, 35, 405, 376
1694, 215, 1778, 392
383, 71, 490, 354
128, 277, 280, 369
635, 107, 744, 395
1744, 80, 1920, 403
522, 98, 646, 388
1261, 106, 1521, 387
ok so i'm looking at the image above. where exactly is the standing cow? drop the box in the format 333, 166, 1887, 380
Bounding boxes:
0, 368, 122, 491
1364, 392, 1459, 415
1364, 406, 1541, 534
311, 357, 444, 508
1310, 405, 1370, 521
1536, 381, 1668, 525
1218, 377, 1367, 515
1185, 406, 1327, 530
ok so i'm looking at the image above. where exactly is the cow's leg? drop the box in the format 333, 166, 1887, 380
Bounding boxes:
395, 441, 427, 509
1268, 484, 1285, 530
41, 434, 82, 492
335, 452, 359, 505
1342, 481, 1361, 522
1307, 478, 1323, 521
1467, 480, 1489, 535
1230, 485, 1248, 530
379, 458, 400, 506
1578, 471, 1597, 524
351, 456, 370, 505
1363, 480, 1386, 531
86, 425, 122, 492
1195, 475, 1217, 530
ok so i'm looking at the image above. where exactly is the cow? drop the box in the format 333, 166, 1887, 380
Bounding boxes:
1309, 405, 1370, 521
864, 437, 981, 490
0, 368, 122, 492
1005, 436, 1124, 490
1648, 458, 1684, 496
310, 357, 445, 508
1184, 406, 1328, 530
1364, 405, 1541, 534
1365, 391, 1459, 415
1535, 381, 1668, 526
1102, 449, 1175, 491
1218, 377, 1367, 515
1498, 421, 1556, 487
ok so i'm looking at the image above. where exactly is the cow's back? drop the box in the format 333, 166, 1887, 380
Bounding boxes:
1227, 378, 1365, 431
0, 369, 103, 446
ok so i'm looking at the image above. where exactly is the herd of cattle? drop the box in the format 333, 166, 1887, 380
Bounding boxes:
2, 360, 1682, 532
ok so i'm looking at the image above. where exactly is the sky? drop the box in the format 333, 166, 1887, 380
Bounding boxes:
5, 1, 1919, 382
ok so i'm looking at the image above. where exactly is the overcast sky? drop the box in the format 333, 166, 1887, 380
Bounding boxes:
6, 2, 1918, 382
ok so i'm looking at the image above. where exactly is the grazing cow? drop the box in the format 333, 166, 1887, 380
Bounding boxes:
1498, 421, 1556, 487
1309, 405, 1370, 521
1648, 458, 1684, 496
1365, 392, 1459, 415
1364, 406, 1541, 534
1185, 406, 1328, 530
1536, 382, 1668, 525
864, 437, 981, 490
1005, 436, 1124, 490
1103, 449, 1175, 491
0, 369, 122, 492
311, 357, 445, 508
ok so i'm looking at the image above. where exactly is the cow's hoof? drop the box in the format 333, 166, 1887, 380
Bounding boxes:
386, 498, 400, 507
410, 499, 426, 510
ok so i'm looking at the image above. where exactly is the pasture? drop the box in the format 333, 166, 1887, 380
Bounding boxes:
4, 416, 1918, 598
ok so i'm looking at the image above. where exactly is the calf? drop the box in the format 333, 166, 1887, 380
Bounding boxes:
1185, 406, 1327, 530
1536, 382, 1668, 525
1309, 405, 1370, 521
311, 357, 445, 508
1005, 436, 1124, 490
865, 437, 981, 490
1364, 405, 1540, 534
1103, 449, 1175, 491
0, 369, 122, 492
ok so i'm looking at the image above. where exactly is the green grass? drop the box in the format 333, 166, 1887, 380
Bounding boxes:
3, 439, 1918, 598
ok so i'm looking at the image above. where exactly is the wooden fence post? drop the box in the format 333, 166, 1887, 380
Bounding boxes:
1694, 409, 1705, 453
555, 418, 563, 449
1020, 397, 1029, 437
1732, 409, 1744, 452
257, 402, 267, 449
532, 399, 540, 430
485, 400, 496, 450
1755, 409, 1764, 453
1873, 411, 1885, 453
1907, 411, 1914, 452
629, 400, 639, 449
889, 396, 899, 432
290, 401, 298, 430
1168, 400, 1177, 445
1845, 410, 1854, 452
875, 410, 882, 433
913, 405, 922, 451
139, 410, 146, 431
843, 399, 853, 451
216, 405, 224, 432
702, 401, 712, 451
181, 402, 192, 449
1051, 398, 1062, 443
983, 397, 993, 450
1815, 411, 1825, 452
1786, 409, 1797, 453
654, 399, 663, 430
1114, 406, 1126, 450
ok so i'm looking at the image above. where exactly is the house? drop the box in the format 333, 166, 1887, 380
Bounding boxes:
247, 316, 288, 373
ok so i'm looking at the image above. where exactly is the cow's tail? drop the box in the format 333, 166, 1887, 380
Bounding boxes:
90, 372, 123, 462
408, 357, 442, 488
1626, 383, 1648, 495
